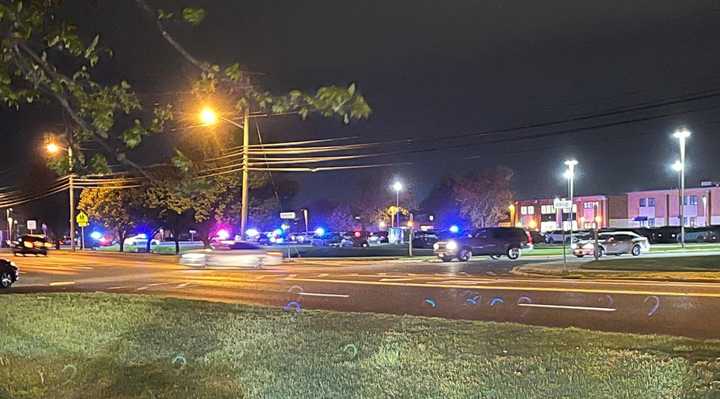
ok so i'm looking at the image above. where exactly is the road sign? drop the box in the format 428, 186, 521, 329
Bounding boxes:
553, 198, 573, 210
26, 220, 36, 230
280, 212, 296, 220
76, 211, 89, 227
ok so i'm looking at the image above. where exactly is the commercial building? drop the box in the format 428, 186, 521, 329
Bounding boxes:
513, 182, 720, 232
512, 195, 610, 232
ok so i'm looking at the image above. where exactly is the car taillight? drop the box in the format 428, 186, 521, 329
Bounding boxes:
525, 230, 533, 244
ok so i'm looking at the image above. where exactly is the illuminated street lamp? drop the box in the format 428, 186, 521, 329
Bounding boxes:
563, 159, 578, 272
391, 181, 403, 228
45, 140, 76, 251
199, 105, 251, 237
672, 128, 691, 248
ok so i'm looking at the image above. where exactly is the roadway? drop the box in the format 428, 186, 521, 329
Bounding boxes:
2, 250, 720, 339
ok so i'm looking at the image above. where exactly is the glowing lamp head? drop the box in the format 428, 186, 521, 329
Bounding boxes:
354, 231, 362, 238
673, 128, 691, 141
200, 107, 218, 125
46, 142, 60, 154
314, 227, 326, 237
671, 160, 683, 172
594, 216, 602, 224
449, 225, 460, 234
391, 181, 403, 192
216, 229, 230, 240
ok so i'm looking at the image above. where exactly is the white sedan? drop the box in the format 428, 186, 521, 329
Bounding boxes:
179, 242, 284, 268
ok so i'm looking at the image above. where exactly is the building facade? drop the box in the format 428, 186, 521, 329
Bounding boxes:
514, 183, 720, 232
512, 195, 610, 232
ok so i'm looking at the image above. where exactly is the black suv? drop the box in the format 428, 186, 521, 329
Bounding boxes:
0, 259, 19, 288
13, 234, 50, 256
433, 227, 533, 262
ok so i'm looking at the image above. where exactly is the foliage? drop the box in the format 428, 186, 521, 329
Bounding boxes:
0, 1, 172, 176
453, 167, 514, 228
77, 186, 141, 251
327, 203, 356, 231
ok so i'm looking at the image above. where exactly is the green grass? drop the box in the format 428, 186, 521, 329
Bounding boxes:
96, 242, 204, 254
582, 255, 720, 272
1, 294, 719, 398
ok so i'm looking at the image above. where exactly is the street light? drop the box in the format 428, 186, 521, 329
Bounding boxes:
563, 159, 578, 270
46, 140, 76, 251
672, 128, 691, 248
391, 181, 403, 229
198, 106, 251, 238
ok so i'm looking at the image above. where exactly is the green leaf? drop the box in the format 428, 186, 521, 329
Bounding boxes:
157, 9, 174, 20
347, 83, 356, 96
182, 8, 206, 26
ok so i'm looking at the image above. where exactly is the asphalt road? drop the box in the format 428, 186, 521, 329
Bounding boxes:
3, 250, 720, 339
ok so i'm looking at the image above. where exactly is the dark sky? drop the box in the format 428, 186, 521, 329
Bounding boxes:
3, 0, 720, 217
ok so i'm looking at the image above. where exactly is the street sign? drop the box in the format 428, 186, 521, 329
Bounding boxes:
553, 198, 573, 210
280, 212, 296, 220
76, 211, 89, 227
26, 220, 37, 231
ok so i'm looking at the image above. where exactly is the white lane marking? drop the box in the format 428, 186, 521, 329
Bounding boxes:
136, 286, 149, 291
318, 273, 329, 277
518, 303, 616, 312
147, 283, 167, 287
285, 277, 720, 298
298, 292, 350, 298
74, 266, 93, 270
176, 283, 190, 288
49, 281, 75, 286
107, 286, 128, 290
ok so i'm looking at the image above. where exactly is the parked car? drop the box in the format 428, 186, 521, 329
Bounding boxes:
433, 227, 533, 262
573, 231, 650, 257
312, 232, 352, 247
411, 231, 439, 249
543, 230, 591, 244
368, 231, 389, 244
179, 242, 284, 268
13, 234, 50, 256
676, 227, 720, 243
650, 226, 681, 244
349, 231, 370, 247
0, 259, 19, 288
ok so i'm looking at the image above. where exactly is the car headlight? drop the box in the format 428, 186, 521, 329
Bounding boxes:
433, 242, 440, 250
446, 240, 458, 250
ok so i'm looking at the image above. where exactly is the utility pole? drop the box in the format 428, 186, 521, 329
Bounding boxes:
68, 145, 76, 251
240, 109, 250, 238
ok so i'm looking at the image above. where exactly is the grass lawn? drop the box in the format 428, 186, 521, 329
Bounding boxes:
582, 255, 720, 272
1, 294, 719, 398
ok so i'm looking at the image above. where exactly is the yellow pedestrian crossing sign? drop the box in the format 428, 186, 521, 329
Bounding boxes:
76, 211, 89, 227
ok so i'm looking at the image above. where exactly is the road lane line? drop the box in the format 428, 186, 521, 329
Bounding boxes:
298, 292, 350, 298
176, 283, 190, 288
136, 286, 149, 291
518, 303, 616, 312
107, 286, 128, 290
48, 281, 75, 286
380, 278, 417, 282
285, 277, 720, 298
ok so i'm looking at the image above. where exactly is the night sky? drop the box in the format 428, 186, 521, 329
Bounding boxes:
2, 1, 720, 226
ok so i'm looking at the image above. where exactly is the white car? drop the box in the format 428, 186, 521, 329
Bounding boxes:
179, 242, 284, 268
573, 231, 650, 257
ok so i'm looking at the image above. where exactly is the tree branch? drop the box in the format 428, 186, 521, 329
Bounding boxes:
14, 41, 152, 179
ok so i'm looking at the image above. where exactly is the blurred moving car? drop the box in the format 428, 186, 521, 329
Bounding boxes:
179, 242, 283, 268
434, 227, 533, 262
573, 231, 650, 257
13, 235, 50, 256
411, 231, 439, 248
312, 232, 352, 247
0, 259, 19, 288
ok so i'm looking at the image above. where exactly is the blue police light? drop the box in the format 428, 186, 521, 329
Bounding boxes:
314, 227, 326, 237
90, 231, 103, 240
449, 225, 460, 234
273, 228, 284, 236
245, 228, 260, 238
